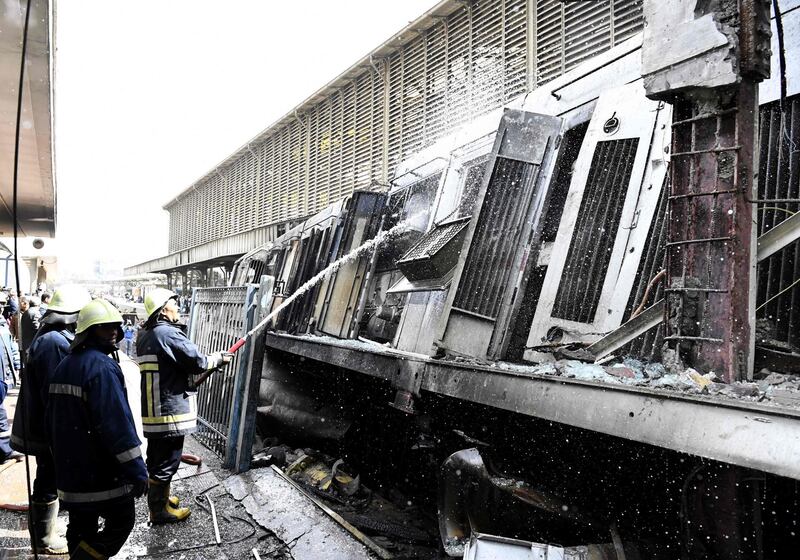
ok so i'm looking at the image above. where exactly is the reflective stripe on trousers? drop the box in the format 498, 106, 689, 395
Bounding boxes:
57, 484, 133, 503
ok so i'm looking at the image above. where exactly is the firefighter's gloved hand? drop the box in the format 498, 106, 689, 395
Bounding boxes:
207, 352, 233, 370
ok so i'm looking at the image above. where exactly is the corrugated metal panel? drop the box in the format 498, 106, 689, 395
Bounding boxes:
552, 138, 639, 324
341, 82, 357, 200
288, 119, 304, 217
504, 0, 528, 99
354, 71, 375, 188
453, 157, 540, 318
425, 22, 448, 144
446, 7, 471, 135
315, 99, 333, 211
164, 0, 642, 257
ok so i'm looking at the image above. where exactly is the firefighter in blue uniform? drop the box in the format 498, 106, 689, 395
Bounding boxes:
46, 299, 147, 559
137, 288, 231, 524
11, 285, 91, 555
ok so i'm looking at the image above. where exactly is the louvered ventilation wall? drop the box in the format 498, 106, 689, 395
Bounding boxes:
166, 0, 643, 254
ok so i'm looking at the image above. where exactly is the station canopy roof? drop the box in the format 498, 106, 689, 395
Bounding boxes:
0, 0, 55, 239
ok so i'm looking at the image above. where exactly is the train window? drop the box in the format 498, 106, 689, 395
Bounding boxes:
402, 172, 442, 233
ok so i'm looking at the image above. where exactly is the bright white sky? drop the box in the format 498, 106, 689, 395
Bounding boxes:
55, 0, 437, 278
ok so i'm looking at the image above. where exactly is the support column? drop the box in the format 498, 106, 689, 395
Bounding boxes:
641, 0, 771, 382
665, 85, 759, 382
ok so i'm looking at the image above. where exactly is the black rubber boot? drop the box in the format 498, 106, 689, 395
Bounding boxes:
29, 500, 68, 554
147, 479, 190, 524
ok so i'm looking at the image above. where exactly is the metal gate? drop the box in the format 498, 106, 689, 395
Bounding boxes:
188, 280, 272, 471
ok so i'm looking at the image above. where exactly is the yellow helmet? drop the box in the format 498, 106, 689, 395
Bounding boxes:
75, 299, 123, 335
47, 285, 92, 314
144, 288, 178, 318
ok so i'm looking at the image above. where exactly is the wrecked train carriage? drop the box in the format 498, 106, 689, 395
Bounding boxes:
229, 14, 800, 557
232, 191, 387, 336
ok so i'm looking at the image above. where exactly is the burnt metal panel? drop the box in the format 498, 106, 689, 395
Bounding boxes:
552, 138, 639, 324
452, 158, 542, 318
397, 217, 471, 281
525, 85, 670, 354
756, 96, 800, 351
277, 228, 334, 334
315, 191, 387, 339
441, 109, 563, 360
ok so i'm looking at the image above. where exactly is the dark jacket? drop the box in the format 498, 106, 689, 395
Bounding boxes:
0, 318, 19, 386
46, 343, 146, 509
20, 306, 40, 353
11, 326, 72, 454
136, 320, 210, 439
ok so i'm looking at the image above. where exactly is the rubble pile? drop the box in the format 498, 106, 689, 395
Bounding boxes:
494, 354, 800, 408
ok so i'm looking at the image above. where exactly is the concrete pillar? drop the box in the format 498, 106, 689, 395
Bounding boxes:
642, 0, 771, 382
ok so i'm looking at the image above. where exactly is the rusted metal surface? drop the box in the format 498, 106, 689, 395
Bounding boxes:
665, 84, 759, 382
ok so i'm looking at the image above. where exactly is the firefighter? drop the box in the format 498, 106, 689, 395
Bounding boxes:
46, 299, 147, 559
137, 288, 231, 524
10, 285, 91, 555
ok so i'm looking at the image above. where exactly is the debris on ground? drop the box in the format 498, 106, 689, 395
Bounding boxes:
230, 446, 440, 559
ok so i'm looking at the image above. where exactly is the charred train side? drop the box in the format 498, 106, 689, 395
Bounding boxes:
227, 17, 800, 558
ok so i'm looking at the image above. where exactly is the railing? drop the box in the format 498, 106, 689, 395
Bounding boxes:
188, 278, 273, 471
